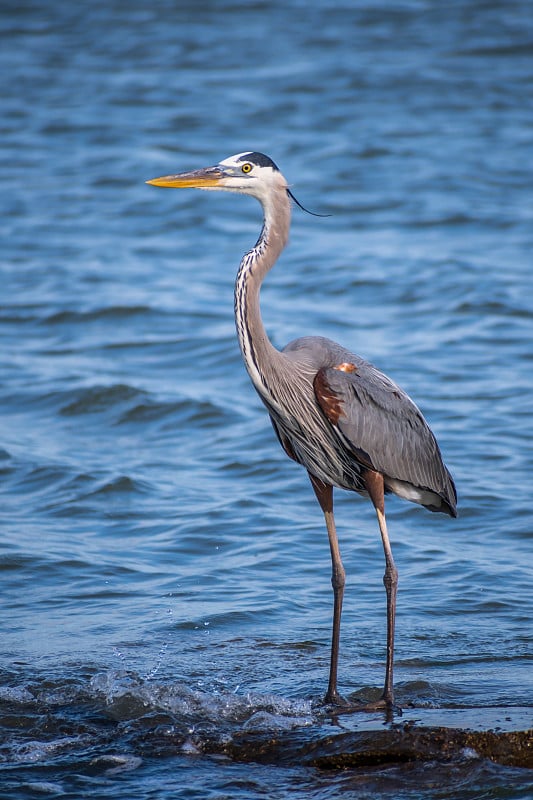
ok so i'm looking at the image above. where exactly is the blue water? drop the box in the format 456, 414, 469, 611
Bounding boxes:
1, 0, 532, 797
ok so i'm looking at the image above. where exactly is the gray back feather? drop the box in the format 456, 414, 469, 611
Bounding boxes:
283, 336, 457, 515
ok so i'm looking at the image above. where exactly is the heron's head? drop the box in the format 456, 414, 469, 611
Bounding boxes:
146, 152, 288, 203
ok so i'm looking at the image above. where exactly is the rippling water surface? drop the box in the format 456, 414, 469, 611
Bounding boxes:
1, 1, 532, 797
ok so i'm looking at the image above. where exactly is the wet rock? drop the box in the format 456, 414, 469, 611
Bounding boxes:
222, 709, 532, 770
307, 727, 533, 770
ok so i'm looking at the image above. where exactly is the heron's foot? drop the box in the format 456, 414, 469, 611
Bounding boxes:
323, 689, 351, 707
358, 696, 403, 717
323, 693, 403, 718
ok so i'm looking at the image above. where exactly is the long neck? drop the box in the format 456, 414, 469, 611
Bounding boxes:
234, 190, 291, 399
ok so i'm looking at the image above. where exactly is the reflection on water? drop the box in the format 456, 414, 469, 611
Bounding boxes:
0, 0, 532, 797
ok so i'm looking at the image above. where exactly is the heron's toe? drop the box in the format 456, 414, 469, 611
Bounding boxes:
359, 697, 403, 716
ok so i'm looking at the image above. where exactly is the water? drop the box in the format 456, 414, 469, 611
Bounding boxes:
1, 0, 532, 796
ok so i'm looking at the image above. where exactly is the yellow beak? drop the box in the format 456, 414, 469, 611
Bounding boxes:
146, 166, 224, 188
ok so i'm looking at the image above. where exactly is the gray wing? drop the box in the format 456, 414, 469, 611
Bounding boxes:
313, 361, 457, 516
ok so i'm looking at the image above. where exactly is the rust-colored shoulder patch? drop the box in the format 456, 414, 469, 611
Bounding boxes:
333, 362, 357, 373
313, 368, 344, 424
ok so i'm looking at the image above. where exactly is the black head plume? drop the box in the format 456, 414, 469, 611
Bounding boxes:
287, 188, 330, 218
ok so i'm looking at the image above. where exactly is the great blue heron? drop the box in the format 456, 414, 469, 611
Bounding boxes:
147, 151, 457, 710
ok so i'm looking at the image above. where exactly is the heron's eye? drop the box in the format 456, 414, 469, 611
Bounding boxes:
241, 163, 252, 174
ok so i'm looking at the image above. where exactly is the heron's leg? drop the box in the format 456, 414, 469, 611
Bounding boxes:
308, 472, 346, 705
363, 470, 399, 709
